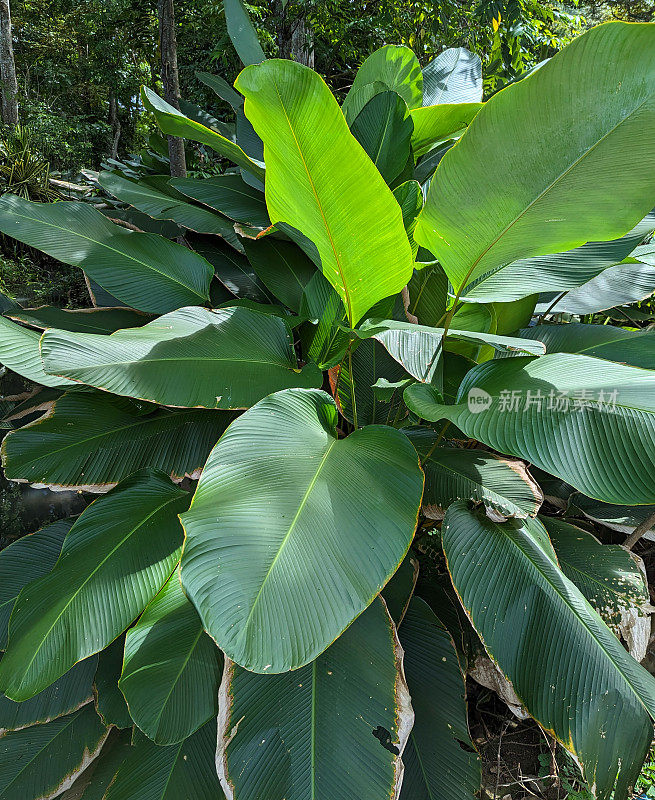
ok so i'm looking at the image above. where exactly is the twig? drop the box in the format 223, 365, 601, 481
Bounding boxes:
420, 421, 451, 466
624, 509, 655, 550
537, 292, 565, 323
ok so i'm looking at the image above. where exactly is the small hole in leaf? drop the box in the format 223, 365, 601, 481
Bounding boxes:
372, 726, 399, 755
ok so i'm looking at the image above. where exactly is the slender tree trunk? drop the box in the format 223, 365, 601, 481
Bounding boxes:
290, 18, 314, 68
274, 1, 315, 67
0, 0, 18, 126
157, 0, 186, 177
108, 90, 121, 160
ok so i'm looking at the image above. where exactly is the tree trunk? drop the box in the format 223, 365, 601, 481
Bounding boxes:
108, 90, 121, 160
290, 18, 314, 68
274, 1, 314, 67
157, 0, 186, 177
0, 0, 18, 126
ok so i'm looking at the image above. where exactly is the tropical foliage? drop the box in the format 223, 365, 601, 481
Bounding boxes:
0, 13, 655, 800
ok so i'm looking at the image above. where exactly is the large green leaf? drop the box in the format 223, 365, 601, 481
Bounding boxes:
0, 655, 97, 733
542, 516, 651, 634
235, 59, 414, 325
517, 323, 655, 369
422, 47, 483, 105
217, 597, 412, 800
0, 315, 73, 388
461, 211, 655, 302
120, 569, 221, 745
2, 391, 236, 490
409, 103, 483, 158
405, 353, 655, 504
0, 519, 70, 650
7, 306, 151, 334
170, 174, 269, 228
355, 318, 545, 382
98, 172, 241, 247
0, 471, 187, 700
141, 87, 265, 181
349, 90, 413, 185
416, 23, 655, 293
224, 0, 265, 66
443, 502, 655, 800
0, 704, 108, 800
342, 45, 423, 119
405, 264, 449, 327
540, 260, 655, 315
0, 195, 213, 313
40, 306, 322, 409
243, 237, 316, 311
406, 431, 542, 518
180, 388, 424, 673
399, 597, 480, 800
104, 721, 224, 800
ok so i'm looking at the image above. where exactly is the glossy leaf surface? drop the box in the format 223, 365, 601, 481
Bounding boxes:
41, 306, 322, 409
406, 353, 655, 503
217, 597, 412, 800
181, 388, 424, 673
0, 471, 187, 700
235, 59, 414, 325
120, 570, 221, 744
416, 23, 655, 292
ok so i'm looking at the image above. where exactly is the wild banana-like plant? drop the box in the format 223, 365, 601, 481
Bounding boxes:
0, 17, 655, 800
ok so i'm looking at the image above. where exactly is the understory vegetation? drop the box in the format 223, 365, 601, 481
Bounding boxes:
1, 3, 655, 800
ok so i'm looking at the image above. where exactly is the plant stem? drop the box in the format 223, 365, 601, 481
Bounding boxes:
537, 292, 565, 324
624, 509, 655, 550
347, 344, 358, 430
420, 421, 451, 466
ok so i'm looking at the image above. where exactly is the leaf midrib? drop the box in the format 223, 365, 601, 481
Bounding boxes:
241, 438, 337, 640
455, 93, 654, 291
9, 491, 184, 691
505, 526, 655, 716
0, 205, 208, 299
271, 76, 355, 325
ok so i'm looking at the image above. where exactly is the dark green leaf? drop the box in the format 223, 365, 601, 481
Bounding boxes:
40, 306, 322, 410
180, 388, 424, 673
217, 597, 412, 800
0, 471, 187, 700
120, 570, 221, 744
0, 519, 70, 650
104, 721, 224, 800
399, 597, 480, 800
443, 502, 655, 800
0, 195, 213, 314
2, 391, 236, 490
0, 704, 108, 800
